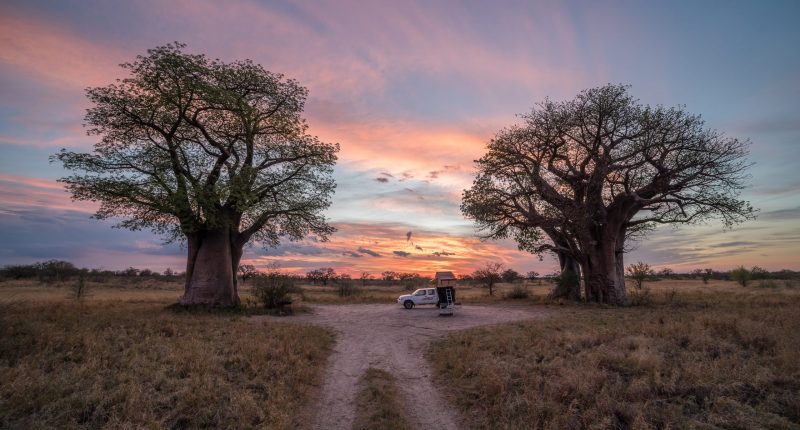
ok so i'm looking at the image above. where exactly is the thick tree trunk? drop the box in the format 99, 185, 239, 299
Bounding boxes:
583, 239, 627, 306
180, 227, 242, 306
550, 252, 582, 300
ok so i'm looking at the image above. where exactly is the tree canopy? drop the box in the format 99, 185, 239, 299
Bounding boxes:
55, 43, 339, 305
462, 84, 755, 304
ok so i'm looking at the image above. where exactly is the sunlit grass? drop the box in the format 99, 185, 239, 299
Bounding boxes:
426, 285, 800, 429
0, 281, 334, 429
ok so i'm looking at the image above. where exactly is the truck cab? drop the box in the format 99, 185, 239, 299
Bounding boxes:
397, 288, 438, 309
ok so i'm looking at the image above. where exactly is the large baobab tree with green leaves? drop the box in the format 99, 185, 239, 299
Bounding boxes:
462, 84, 755, 305
55, 44, 338, 306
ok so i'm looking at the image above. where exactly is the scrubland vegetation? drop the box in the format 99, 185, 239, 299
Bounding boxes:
2, 261, 799, 429
0, 280, 333, 429
427, 281, 800, 429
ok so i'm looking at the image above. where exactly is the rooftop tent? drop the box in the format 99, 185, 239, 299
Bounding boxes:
434, 271, 456, 313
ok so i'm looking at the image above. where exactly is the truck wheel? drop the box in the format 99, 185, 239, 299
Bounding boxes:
403, 300, 414, 309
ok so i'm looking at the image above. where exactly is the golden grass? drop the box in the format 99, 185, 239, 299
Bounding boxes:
0, 281, 334, 429
427, 284, 800, 429
352, 368, 412, 430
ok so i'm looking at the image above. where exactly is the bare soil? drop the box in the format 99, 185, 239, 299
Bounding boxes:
259, 303, 551, 429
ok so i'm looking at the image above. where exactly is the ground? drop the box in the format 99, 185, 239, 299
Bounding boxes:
1, 278, 798, 429
255, 303, 550, 429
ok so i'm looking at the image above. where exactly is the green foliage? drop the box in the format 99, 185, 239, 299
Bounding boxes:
730, 266, 751, 287
54, 42, 338, 247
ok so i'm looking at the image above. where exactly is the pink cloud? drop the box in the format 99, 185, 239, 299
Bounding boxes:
0, 174, 96, 213
0, 11, 127, 89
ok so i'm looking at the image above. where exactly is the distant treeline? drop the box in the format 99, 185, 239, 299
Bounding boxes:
2, 260, 798, 285
0, 260, 184, 283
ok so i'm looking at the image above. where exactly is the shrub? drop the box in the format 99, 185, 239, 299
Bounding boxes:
335, 275, 359, 297
628, 286, 652, 306
551, 270, 581, 300
730, 266, 750, 287
252, 271, 295, 309
506, 284, 530, 299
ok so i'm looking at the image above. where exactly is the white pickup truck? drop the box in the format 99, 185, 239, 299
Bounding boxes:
397, 288, 439, 309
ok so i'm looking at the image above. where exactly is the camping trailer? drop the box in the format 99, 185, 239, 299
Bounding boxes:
434, 271, 456, 316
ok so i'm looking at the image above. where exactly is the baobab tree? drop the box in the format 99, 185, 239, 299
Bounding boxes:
462, 84, 754, 305
55, 44, 338, 306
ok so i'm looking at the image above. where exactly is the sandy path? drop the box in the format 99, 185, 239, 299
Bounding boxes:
259, 304, 550, 430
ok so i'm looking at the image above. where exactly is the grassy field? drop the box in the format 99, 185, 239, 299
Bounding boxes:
3, 277, 798, 429
427, 280, 800, 429
0, 280, 334, 429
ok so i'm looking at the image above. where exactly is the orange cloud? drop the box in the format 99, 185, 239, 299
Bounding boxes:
241, 221, 556, 277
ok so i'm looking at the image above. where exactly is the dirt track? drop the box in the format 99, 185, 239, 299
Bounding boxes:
265, 303, 551, 429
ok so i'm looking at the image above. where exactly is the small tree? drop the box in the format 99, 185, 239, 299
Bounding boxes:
306, 268, 335, 285
360, 272, 371, 286
382, 271, 398, 282
473, 262, 504, 296
501, 268, 520, 284
750, 266, 769, 280
731, 266, 750, 287
658, 268, 674, 279
238, 264, 258, 285
626, 262, 653, 290
692, 268, 715, 284
525, 271, 539, 282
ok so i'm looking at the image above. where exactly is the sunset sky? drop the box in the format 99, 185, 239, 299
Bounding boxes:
1, 0, 799, 276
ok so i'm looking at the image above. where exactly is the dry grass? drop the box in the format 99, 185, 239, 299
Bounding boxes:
0, 281, 334, 429
427, 284, 800, 429
352, 368, 412, 430
288, 281, 554, 305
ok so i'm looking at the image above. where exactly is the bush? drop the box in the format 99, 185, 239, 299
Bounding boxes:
730, 266, 750, 287
506, 284, 530, 299
252, 271, 295, 309
335, 275, 359, 297
628, 287, 652, 306
551, 270, 581, 300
